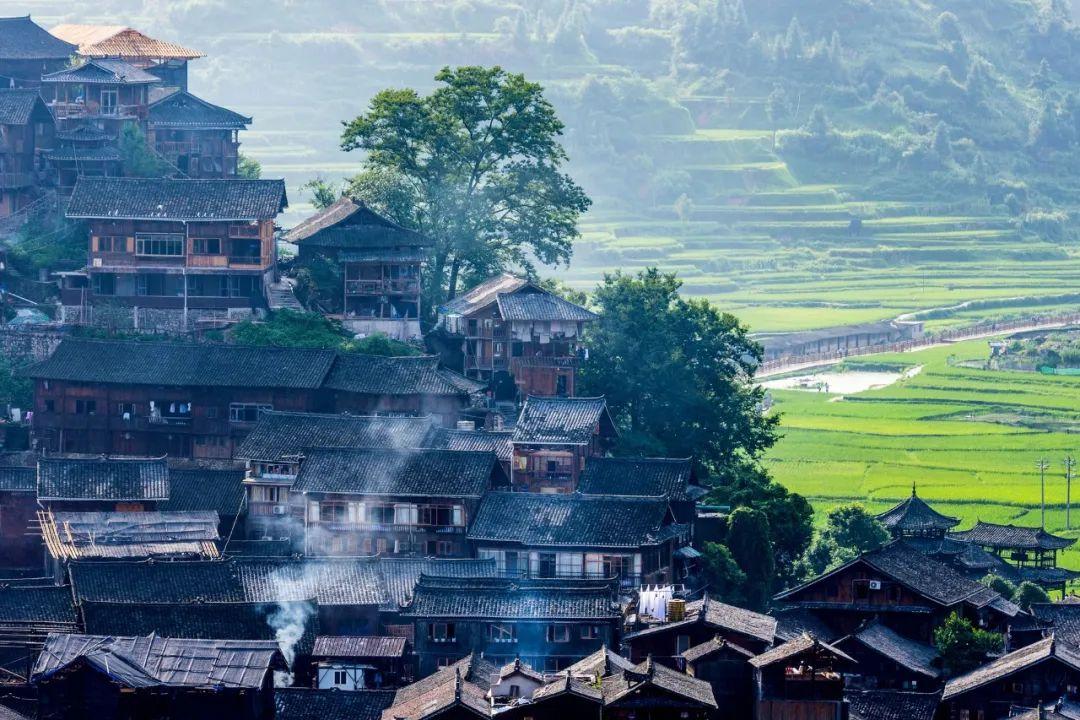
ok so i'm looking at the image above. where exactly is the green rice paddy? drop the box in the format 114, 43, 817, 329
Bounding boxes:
765, 339, 1080, 568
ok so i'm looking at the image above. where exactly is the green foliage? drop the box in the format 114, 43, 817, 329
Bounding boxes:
301, 177, 340, 210
118, 125, 170, 178
801, 503, 888, 576
725, 507, 775, 611
350, 332, 422, 357
980, 574, 1017, 598
0, 355, 32, 409
537, 277, 589, 306
341, 65, 591, 310
581, 268, 778, 474
1012, 581, 1051, 610
934, 612, 1003, 676
700, 541, 746, 605
293, 255, 344, 313
230, 310, 350, 350
237, 154, 262, 179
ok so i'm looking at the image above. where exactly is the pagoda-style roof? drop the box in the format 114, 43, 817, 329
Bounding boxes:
876, 486, 959, 534
950, 521, 1075, 551
42, 58, 160, 85
147, 90, 250, 130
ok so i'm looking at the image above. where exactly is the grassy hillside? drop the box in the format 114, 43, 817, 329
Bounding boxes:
24, 0, 1080, 332
766, 338, 1080, 567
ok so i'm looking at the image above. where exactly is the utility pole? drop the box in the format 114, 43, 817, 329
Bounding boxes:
1037, 459, 1050, 529
1067, 456, 1076, 530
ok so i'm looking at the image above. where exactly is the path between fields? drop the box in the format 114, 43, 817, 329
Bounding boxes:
756, 316, 1080, 379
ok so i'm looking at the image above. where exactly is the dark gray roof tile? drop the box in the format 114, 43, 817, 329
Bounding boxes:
951, 520, 1074, 551
324, 354, 482, 397
512, 396, 614, 445
276, 688, 395, 720
236, 411, 436, 463
293, 447, 502, 498
67, 176, 287, 221
846, 690, 941, 720
0, 89, 50, 125
312, 636, 406, 658
0, 16, 76, 59
147, 90, 250, 129
401, 575, 619, 620
38, 456, 169, 502
578, 457, 694, 500
496, 290, 595, 322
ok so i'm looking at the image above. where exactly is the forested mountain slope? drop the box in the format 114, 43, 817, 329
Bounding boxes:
21, 0, 1080, 332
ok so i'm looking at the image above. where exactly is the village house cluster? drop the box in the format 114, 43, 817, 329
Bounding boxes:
0, 12, 1072, 720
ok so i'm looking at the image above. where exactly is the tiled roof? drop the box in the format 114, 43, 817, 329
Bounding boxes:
1032, 604, 1080, 646
379, 557, 498, 609
401, 575, 619, 620
0, 16, 76, 60
844, 621, 939, 677
43, 510, 220, 560
390, 654, 498, 708
43, 145, 122, 162
563, 646, 635, 680
772, 608, 837, 643
601, 657, 717, 708
294, 447, 501, 498
81, 600, 317, 658
66, 176, 287, 220
340, 247, 426, 263
37, 456, 169, 502
236, 411, 436, 463
578, 457, 694, 500
22, 338, 334, 389
162, 468, 246, 518
625, 596, 777, 646
147, 90, 250, 129
776, 542, 1019, 613
382, 666, 491, 720
424, 428, 512, 462
876, 489, 959, 533
512, 396, 613, 445
951, 520, 1075, 551
440, 273, 528, 316
287, 197, 430, 248
42, 58, 159, 84
0, 466, 34, 492
0, 585, 76, 624
312, 635, 406, 658
324, 354, 482, 397
0, 703, 30, 720
681, 635, 755, 664
749, 633, 855, 669
222, 539, 294, 557
69, 557, 385, 606
276, 688, 395, 720
469, 492, 674, 548
943, 636, 1080, 700
0, 89, 50, 125
55, 125, 113, 142
496, 290, 596, 322
32, 633, 286, 689
846, 690, 941, 720
50, 24, 203, 60
530, 674, 603, 702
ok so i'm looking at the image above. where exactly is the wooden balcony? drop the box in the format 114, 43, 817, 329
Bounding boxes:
344, 278, 420, 296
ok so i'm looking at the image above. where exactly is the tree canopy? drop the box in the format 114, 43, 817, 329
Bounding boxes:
934, 612, 1003, 676
801, 503, 889, 577
341, 65, 591, 312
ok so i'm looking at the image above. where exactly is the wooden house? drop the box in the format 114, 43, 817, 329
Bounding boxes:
274, 688, 396, 720
469, 491, 688, 590
0, 585, 78, 685
0, 89, 53, 216
40, 59, 159, 134
577, 456, 704, 527
146, 91, 250, 178
950, 521, 1078, 595
311, 635, 408, 690
510, 396, 616, 493
497, 674, 604, 720
294, 447, 506, 557
772, 542, 1021, 642
235, 411, 436, 541
61, 176, 287, 330
35, 456, 169, 513
0, 465, 39, 568
832, 620, 941, 691
379, 653, 499, 720
437, 274, 596, 400
623, 596, 778, 665
940, 635, 1080, 720
401, 575, 620, 676
286, 198, 430, 340
600, 657, 718, 720
31, 633, 286, 720
749, 633, 855, 720
49, 24, 203, 92
43, 126, 121, 195
0, 17, 76, 88
425, 426, 513, 478
845, 690, 940, 720
681, 636, 756, 720
21, 338, 482, 458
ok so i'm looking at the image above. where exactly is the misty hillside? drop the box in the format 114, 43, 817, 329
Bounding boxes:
13, 0, 1080, 332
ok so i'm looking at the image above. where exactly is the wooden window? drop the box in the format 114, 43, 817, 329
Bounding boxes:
546, 624, 570, 643
581, 625, 601, 640
192, 238, 221, 255
429, 622, 456, 643
489, 623, 517, 643
135, 233, 184, 256
117, 402, 136, 417
229, 403, 272, 423
74, 399, 96, 415
96, 235, 125, 252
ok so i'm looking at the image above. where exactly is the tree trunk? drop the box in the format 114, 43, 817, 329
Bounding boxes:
431, 249, 448, 305
447, 256, 461, 301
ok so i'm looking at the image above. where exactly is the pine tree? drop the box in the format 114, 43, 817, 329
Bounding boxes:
784, 16, 804, 60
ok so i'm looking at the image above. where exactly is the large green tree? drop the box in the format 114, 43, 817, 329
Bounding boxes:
580, 268, 811, 584
934, 612, 1003, 676
341, 66, 590, 312
801, 503, 889, 576
725, 507, 775, 611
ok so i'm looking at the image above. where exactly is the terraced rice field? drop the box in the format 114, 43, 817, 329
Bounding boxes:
764, 339, 1080, 568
